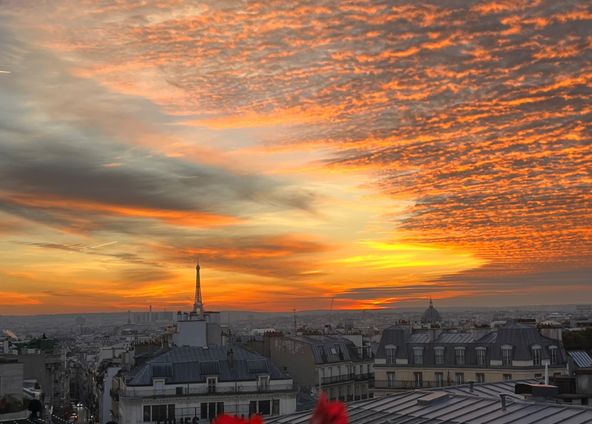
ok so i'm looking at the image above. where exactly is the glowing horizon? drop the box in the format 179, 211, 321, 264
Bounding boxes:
0, 0, 590, 315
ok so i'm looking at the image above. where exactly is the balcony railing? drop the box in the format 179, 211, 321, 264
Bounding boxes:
354, 373, 374, 381
320, 373, 374, 385
374, 380, 446, 390
119, 384, 296, 399
321, 374, 354, 384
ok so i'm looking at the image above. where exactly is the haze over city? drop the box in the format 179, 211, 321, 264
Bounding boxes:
0, 0, 590, 315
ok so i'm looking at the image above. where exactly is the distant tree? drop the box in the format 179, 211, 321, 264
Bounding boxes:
563, 328, 592, 351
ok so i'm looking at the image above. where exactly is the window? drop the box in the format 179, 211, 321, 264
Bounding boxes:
385, 345, 397, 365
272, 400, 280, 416
503, 374, 512, 381
549, 346, 558, 364
258, 376, 270, 391
207, 377, 217, 393
534, 373, 542, 379
476, 347, 486, 366
434, 347, 445, 365
201, 403, 208, 419
455, 347, 466, 365
532, 345, 542, 366
387, 371, 395, 388
250, 400, 273, 416
201, 402, 223, 420
435, 372, 444, 387
258, 400, 271, 415
175, 387, 183, 395
413, 347, 424, 365
455, 373, 464, 385
145, 404, 175, 423
476, 373, 485, 383
152, 405, 167, 422
414, 372, 423, 388
502, 346, 513, 366
143, 406, 151, 422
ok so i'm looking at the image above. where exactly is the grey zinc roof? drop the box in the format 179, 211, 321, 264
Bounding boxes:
266, 384, 592, 424
437, 332, 478, 344
429, 379, 539, 399
568, 351, 592, 368
286, 335, 366, 364
127, 345, 290, 386
376, 322, 566, 367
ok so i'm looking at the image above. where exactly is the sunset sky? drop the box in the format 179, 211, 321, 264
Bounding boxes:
0, 0, 590, 314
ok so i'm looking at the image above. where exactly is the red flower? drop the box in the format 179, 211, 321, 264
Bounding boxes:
310, 393, 348, 424
214, 415, 263, 424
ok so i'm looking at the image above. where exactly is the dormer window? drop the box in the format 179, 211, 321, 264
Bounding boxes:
455, 347, 466, 365
502, 345, 513, 366
413, 347, 424, 365
532, 345, 542, 366
385, 345, 397, 365
258, 375, 270, 391
207, 377, 217, 393
434, 346, 445, 365
476, 347, 486, 366
549, 346, 558, 364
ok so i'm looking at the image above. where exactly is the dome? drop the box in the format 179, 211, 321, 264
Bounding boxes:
421, 299, 442, 323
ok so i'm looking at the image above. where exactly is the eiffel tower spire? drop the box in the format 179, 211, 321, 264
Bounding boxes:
193, 258, 204, 317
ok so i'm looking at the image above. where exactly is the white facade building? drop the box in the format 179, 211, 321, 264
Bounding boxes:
112, 346, 296, 424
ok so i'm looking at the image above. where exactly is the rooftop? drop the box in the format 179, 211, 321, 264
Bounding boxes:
127, 345, 290, 386
568, 351, 592, 368
267, 380, 592, 424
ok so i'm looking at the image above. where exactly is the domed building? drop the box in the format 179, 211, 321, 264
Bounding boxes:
421, 298, 442, 324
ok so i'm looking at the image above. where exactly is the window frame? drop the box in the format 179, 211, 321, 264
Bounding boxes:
455, 346, 466, 366
413, 347, 424, 365
476, 346, 487, 367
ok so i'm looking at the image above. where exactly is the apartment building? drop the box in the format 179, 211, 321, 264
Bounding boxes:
374, 321, 566, 395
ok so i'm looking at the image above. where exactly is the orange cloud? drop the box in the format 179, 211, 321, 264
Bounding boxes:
3, 192, 240, 228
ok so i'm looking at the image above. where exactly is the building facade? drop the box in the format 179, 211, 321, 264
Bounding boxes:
111, 346, 296, 424
0, 355, 26, 420
374, 322, 567, 395
268, 335, 374, 402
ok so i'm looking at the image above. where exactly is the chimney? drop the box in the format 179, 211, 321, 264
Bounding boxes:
227, 348, 234, 368
500, 394, 508, 410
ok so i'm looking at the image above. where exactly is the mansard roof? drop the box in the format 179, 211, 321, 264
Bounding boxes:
283, 335, 371, 364
127, 345, 290, 386
376, 321, 565, 365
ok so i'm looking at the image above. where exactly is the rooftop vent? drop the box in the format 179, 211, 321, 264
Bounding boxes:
416, 392, 449, 406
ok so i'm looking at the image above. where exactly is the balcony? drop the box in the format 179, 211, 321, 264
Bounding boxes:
374, 380, 445, 390
354, 373, 374, 381
321, 374, 354, 384
121, 384, 296, 399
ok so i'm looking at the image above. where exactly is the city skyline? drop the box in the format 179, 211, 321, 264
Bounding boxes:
0, 1, 590, 314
